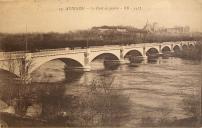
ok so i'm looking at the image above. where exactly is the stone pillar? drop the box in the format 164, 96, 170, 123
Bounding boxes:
83, 48, 91, 71
180, 42, 183, 51
21, 53, 32, 84
142, 46, 148, 60
119, 46, 126, 64
171, 44, 174, 53
159, 45, 163, 55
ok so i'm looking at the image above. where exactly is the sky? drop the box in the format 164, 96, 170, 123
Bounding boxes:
0, 0, 202, 33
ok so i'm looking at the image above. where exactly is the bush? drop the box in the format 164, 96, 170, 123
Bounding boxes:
65, 77, 132, 126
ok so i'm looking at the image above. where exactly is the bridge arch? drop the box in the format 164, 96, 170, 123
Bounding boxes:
182, 44, 188, 50
173, 45, 181, 52
162, 46, 171, 53
124, 49, 143, 58
173, 44, 181, 48
161, 44, 171, 50
146, 47, 159, 55
189, 44, 194, 49
30, 56, 85, 74
189, 41, 196, 47
90, 53, 120, 62
89, 51, 120, 62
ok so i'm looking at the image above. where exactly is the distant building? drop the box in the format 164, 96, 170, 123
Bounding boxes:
183, 26, 190, 33
143, 20, 153, 33
143, 21, 190, 33
92, 26, 147, 36
152, 22, 159, 32
165, 26, 190, 33
92, 26, 127, 32
143, 21, 162, 32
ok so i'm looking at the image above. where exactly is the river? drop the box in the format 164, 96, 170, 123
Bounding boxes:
0, 56, 201, 127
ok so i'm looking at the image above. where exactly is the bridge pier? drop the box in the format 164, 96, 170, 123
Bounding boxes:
170, 49, 175, 53
104, 60, 124, 64
171, 44, 174, 52
69, 66, 91, 72
119, 59, 127, 64
119, 46, 127, 64
65, 66, 91, 72
80, 66, 91, 72
142, 55, 148, 60
22, 74, 32, 84
83, 49, 91, 71
158, 52, 163, 56
142, 56, 148, 64
158, 45, 163, 56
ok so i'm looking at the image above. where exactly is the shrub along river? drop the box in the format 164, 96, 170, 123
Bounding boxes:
0, 46, 201, 127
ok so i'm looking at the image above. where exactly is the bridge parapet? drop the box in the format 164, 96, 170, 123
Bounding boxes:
32, 49, 86, 58
0, 52, 26, 60
0, 41, 198, 60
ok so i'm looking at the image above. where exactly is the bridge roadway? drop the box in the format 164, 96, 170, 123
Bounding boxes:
0, 41, 197, 82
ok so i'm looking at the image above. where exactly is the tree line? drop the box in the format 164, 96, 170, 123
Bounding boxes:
0, 26, 202, 52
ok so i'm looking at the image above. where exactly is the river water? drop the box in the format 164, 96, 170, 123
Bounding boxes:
0, 56, 201, 126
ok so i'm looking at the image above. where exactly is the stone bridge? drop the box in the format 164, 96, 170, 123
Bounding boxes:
0, 41, 197, 82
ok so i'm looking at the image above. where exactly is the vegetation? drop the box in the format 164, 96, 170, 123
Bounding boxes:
0, 76, 131, 127
0, 26, 201, 52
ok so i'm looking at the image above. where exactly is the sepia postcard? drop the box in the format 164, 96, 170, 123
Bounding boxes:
0, 0, 202, 127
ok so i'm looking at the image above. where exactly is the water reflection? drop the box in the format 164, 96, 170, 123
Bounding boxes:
103, 60, 120, 70
0, 56, 201, 127
64, 70, 84, 83
128, 56, 143, 67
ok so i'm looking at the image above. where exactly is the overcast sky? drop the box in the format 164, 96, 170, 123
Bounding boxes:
0, 0, 202, 33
